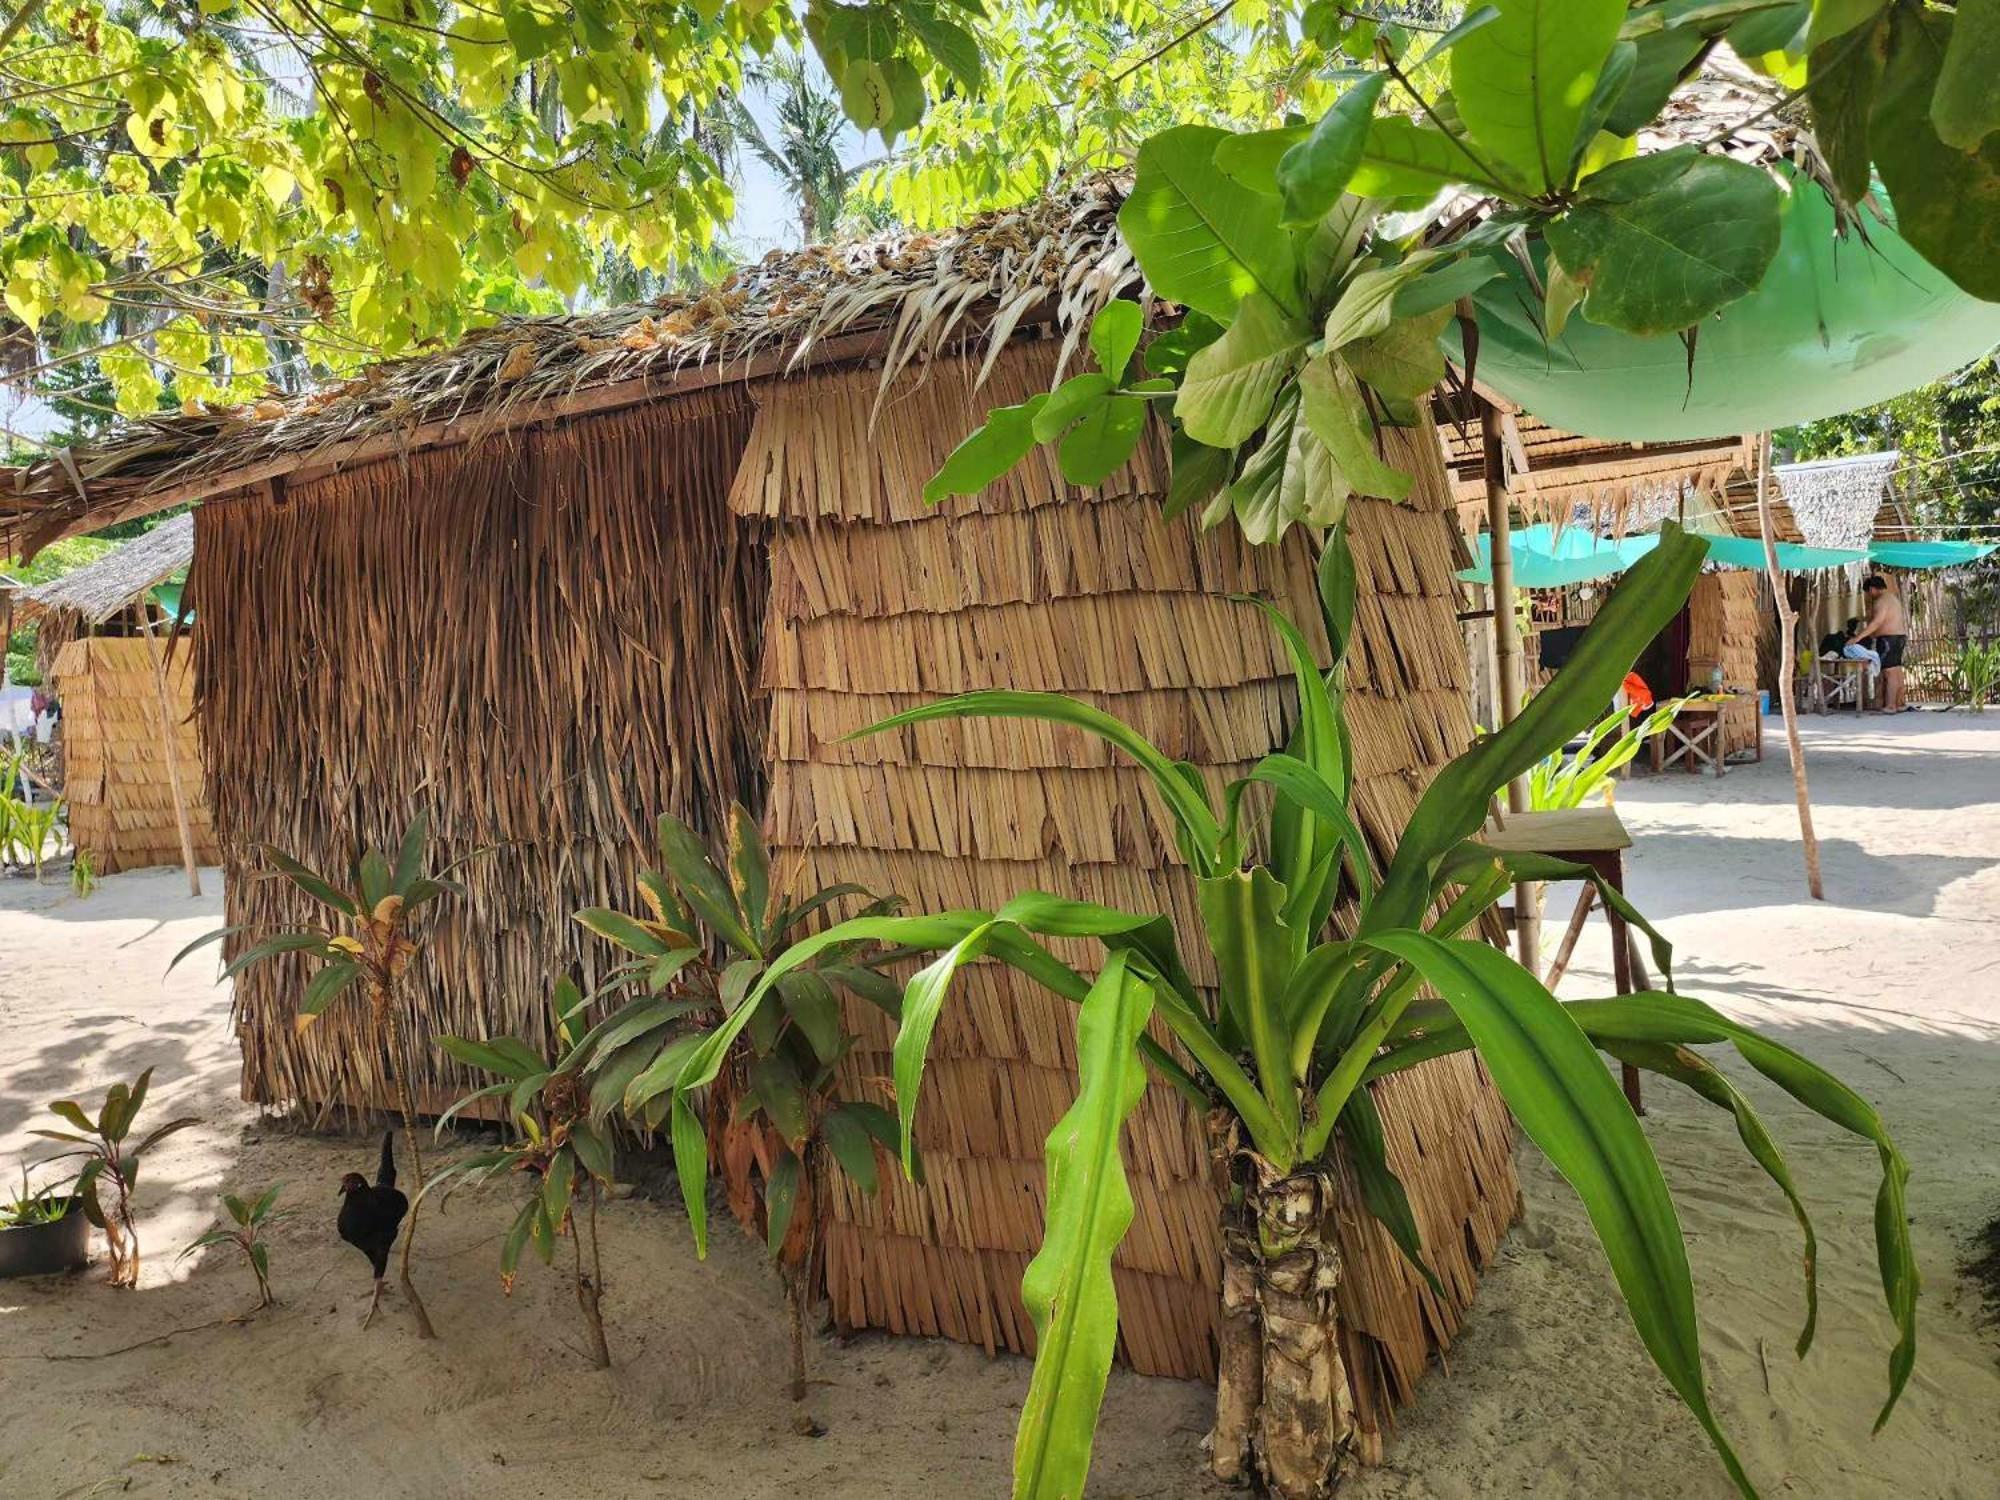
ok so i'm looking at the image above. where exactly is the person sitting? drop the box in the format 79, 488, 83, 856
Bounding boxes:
1837, 617, 1882, 677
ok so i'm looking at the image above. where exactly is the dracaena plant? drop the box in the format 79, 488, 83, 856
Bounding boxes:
646, 526, 1915, 1500
171, 814, 479, 1338
31, 1069, 198, 1288
428, 978, 621, 1369
570, 804, 906, 1405
1528, 698, 1684, 810
182, 1184, 292, 1311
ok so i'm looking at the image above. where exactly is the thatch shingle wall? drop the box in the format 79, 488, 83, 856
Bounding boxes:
735, 341, 1518, 1457
198, 390, 766, 1115
49, 635, 219, 874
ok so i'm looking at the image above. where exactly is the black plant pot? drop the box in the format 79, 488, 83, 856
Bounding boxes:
0, 1200, 91, 1278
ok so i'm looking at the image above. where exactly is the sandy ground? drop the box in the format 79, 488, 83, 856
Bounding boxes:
2, 711, 1997, 1500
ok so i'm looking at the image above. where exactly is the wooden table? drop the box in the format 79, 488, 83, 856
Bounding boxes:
1652, 695, 1762, 775
1481, 806, 1648, 1112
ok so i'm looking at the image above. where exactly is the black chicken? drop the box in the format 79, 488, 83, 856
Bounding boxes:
337, 1131, 409, 1328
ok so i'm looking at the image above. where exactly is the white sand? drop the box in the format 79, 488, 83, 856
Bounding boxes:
3, 711, 1997, 1499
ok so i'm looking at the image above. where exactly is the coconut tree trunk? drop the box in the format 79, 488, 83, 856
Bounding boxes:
1210, 1127, 1355, 1497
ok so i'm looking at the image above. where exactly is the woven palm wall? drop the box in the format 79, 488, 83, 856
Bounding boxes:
1688, 571, 1764, 753
196, 390, 766, 1115
734, 340, 1519, 1459
50, 635, 219, 873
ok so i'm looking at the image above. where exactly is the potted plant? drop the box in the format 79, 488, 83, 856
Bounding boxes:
0, 1166, 90, 1278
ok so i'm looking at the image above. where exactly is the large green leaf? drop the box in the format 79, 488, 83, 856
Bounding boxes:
1057, 395, 1148, 487
1175, 291, 1309, 448
1117, 125, 1303, 323
1344, 306, 1452, 401
1599, 1036, 1819, 1357
1342, 1087, 1442, 1297
1545, 149, 1783, 336
1807, 12, 1887, 204
923, 395, 1049, 502
1933, 0, 2000, 148
300, 960, 361, 1018
1349, 116, 1525, 198
1011, 954, 1155, 1500
1198, 868, 1300, 1143
1365, 932, 1751, 1496
1087, 299, 1143, 379
893, 923, 996, 1176
1870, 5, 2000, 301
1298, 354, 1410, 501
1451, 0, 1630, 194
671, 1093, 710, 1255
257, 845, 358, 917
658, 812, 761, 957
221, 932, 332, 980
1277, 72, 1390, 226
1373, 525, 1707, 931
1225, 389, 1345, 544
1559, 993, 1917, 1429
853, 693, 1224, 873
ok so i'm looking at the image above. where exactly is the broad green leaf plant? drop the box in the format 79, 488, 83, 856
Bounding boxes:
181, 1184, 293, 1311
926, 0, 2000, 552
648, 526, 1915, 1500
1528, 697, 1684, 809
429, 978, 623, 1368
569, 803, 906, 1403
30, 1068, 199, 1288
171, 813, 480, 1338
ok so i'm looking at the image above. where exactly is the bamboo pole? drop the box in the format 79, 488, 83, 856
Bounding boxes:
1755, 433, 1825, 900
139, 613, 202, 897
1482, 401, 1538, 969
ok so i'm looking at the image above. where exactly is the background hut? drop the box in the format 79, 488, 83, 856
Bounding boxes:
0, 184, 1517, 1452
10, 515, 218, 873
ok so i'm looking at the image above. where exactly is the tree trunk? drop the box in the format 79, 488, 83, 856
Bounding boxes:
576, 1183, 611, 1369
1209, 1126, 1355, 1497
783, 1262, 810, 1403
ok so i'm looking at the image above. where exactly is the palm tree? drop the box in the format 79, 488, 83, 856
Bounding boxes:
723, 53, 854, 245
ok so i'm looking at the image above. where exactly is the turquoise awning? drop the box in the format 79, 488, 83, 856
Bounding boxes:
1867, 540, 1996, 570
1460, 528, 1875, 586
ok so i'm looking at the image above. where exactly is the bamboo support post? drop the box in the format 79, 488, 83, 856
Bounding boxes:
1482, 401, 1538, 969
1542, 884, 1596, 991
1755, 433, 1825, 901
140, 614, 202, 897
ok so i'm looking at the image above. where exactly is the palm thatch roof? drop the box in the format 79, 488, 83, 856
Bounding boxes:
0, 185, 1137, 557
0, 51, 1822, 560
14, 513, 193, 624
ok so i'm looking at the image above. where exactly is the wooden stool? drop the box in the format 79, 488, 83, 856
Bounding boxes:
1480, 806, 1649, 1113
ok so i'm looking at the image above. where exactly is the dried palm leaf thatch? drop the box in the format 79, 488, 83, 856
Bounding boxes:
48, 635, 219, 874
1688, 571, 1767, 755
198, 389, 766, 1118
740, 341, 1517, 1457
0, 184, 1138, 558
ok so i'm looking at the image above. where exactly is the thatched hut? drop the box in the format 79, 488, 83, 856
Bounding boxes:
0, 183, 1516, 1450
1443, 400, 1769, 755
10, 515, 219, 872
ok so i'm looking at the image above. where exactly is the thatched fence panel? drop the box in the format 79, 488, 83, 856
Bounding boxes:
197, 389, 765, 1114
49, 635, 220, 874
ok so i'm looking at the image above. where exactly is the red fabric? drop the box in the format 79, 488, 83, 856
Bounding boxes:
1623, 672, 1654, 713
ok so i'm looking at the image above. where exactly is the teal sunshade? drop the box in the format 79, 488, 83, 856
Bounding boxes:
1457, 526, 1660, 587
1684, 532, 1864, 571
1867, 540, 1996, 570
1454, 174, 2000, 442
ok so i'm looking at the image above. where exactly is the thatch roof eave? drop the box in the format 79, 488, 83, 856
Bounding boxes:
15, 512, 193, 625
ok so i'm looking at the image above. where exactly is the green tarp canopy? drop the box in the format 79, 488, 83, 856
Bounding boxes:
1453, 528, 1949, 586
1456, 175, 2000, 442
1867, 540, 1996, 569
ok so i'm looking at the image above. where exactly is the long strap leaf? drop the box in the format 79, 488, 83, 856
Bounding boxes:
1362, 931, 1753, 1498
1373, 525, 1708, 930
1013, 953, 1155, 1500
1560, 993, 1917, 1429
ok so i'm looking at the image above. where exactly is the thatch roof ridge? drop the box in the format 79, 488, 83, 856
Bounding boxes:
17, 512, 192, 623
1, 180, 1138, 554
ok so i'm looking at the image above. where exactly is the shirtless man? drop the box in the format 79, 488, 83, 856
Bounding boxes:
1852, 574, 1911, 712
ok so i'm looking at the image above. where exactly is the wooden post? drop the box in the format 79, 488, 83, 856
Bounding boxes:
141, 614, 202, 897
1482, 399, 1538, 969
1755, 433, 1824, 901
